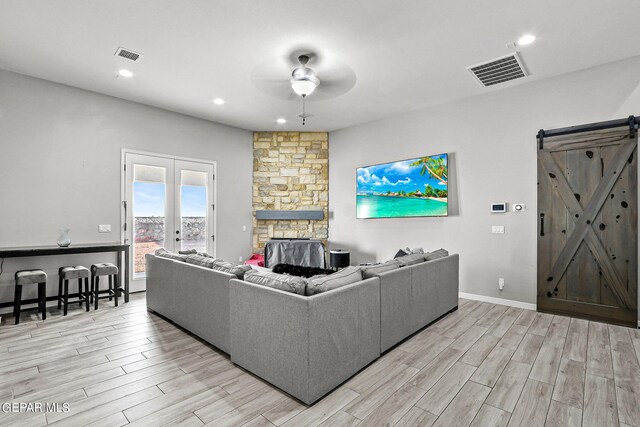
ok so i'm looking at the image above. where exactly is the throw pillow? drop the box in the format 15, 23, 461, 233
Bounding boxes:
405, 247, 425, 254
185, 254, 217, 268
396, 253, 426, 267
306, 266, 363, 296
393, 249, 408, 258
211, 260, 252, 279
425, 248, 449, 261
178, 249, 197, 255
243, 270, 307, 295
155, 248, 188, 262
361, 259, 401, 278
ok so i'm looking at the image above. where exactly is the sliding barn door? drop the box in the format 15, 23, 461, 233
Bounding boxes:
537, 125, 638, 327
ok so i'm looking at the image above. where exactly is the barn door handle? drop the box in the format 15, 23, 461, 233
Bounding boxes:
540, 213, 545, 236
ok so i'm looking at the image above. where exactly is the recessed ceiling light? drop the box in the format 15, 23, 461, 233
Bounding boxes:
276, 118, 287, 124
517, 34, 536, 46
213, 98, 225, 105
118, 69, 134, 78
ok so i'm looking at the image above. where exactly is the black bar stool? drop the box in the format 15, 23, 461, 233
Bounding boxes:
57, 266, 90, 315
14, 269, 47, 325
91, 263, 119, 309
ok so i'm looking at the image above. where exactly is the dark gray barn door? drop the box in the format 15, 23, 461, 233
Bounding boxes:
537, 124, 637, 327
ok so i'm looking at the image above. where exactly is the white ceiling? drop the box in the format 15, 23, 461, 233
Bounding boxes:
1, 0, 639, 132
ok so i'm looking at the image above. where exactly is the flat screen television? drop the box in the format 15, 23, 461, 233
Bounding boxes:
356, 153, 448, 218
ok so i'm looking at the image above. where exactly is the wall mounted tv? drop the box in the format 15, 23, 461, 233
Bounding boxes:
356, 153, 448, 219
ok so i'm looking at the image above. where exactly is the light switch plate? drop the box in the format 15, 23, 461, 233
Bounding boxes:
98, 224, 111, 233
491, 225, 505, 234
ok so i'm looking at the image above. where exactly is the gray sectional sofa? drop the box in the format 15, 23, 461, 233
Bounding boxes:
145, 251, 459, 405
229, 277, 380, 404
378, 254, 459, 352
146, 254, 234, 354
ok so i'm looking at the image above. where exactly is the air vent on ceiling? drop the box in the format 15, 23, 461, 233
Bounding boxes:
467, 52, 527, 87
115, 47, 142, 62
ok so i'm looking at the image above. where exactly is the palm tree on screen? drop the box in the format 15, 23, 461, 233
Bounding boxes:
410, 156, 448, 184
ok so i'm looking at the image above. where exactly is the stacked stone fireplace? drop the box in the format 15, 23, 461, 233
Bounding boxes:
252, 131, 329, 253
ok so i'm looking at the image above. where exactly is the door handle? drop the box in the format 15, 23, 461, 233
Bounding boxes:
540, 213, 545, 236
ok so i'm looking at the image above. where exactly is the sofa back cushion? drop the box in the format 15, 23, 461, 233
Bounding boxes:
212, 260, 252, 279
243, 270, 307, 295
395, 253, 426, 267
361, 259, 401, 279
155, 248, 188, 262
425, 248, 449, 261
185, 254, 251, 279
185, 254, 219, 268
306, 266, 363, 296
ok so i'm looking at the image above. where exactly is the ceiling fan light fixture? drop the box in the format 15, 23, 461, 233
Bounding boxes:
291, 62, 320, 97
291, 79, 319, 97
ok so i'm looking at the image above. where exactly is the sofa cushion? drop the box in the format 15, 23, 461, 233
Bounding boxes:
395, 253, 426, 267
425, 248, 449, 261
361, 259, 401, 279
198, 252, 216, 258
306, 266, 363, 296
211, 260, 252, 279
155, 248, 188, 262
178, 249, 197, 255
243, 270, 307, 295
185, 254, 218, 268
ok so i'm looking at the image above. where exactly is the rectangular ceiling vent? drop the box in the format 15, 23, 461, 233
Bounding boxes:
115, 47, 142, 62
467, 52, 527, 87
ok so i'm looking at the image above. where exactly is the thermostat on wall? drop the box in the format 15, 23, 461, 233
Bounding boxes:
491, 202, 508, 213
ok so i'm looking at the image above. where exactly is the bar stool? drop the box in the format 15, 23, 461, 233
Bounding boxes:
57, 266, 90, 315
91, 263, 119, 309
14, 270, 47, 325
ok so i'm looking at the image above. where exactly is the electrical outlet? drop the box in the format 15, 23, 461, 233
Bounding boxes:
491, 225, 505, 234
242, 225, 247, 232
239, 256, 243, 262
498, 278, 505, 290
98, 224, 111, 233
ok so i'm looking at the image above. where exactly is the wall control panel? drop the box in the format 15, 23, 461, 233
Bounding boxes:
490, 203, 508, 213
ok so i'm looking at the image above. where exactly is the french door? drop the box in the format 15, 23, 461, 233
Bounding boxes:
123, 152, 215, 291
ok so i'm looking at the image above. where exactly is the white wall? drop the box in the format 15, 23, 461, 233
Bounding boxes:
329, 55, 640, 307
0, 69, 253, 310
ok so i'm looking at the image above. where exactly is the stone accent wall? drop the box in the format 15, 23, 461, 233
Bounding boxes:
253, 132, 329, 252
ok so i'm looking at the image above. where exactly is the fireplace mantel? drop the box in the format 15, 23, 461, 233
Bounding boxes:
255, 210, 324, 220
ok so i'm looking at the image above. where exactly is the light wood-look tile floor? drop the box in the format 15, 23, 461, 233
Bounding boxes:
1, 296, 639, 426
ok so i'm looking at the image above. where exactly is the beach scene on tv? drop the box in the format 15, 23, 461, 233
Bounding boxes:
356, 154, 448, 218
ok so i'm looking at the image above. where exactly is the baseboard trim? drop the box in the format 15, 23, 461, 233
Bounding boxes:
459, 292, 537, 311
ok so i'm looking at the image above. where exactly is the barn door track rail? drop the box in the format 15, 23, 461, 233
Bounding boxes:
538, 115, 639, 150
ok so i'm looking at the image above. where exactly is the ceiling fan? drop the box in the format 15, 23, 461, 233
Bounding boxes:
251, 50, 357, 125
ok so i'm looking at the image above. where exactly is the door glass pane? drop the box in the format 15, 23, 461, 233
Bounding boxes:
133, 165, 167, 277
180, 170, 208, 254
